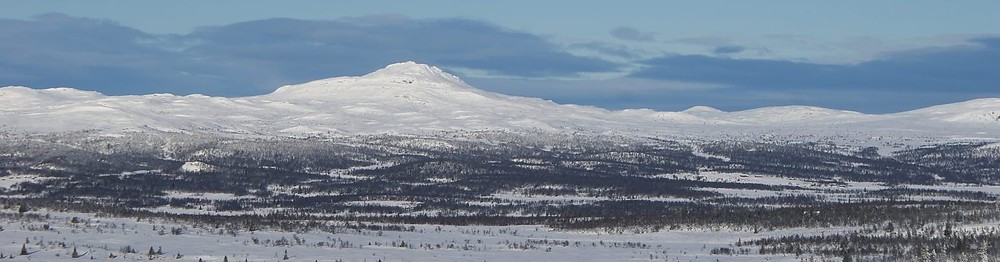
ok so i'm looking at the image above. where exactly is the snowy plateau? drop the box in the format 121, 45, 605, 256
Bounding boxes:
1, 62, 1000, 261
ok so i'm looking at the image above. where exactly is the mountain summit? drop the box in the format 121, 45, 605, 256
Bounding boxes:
363, 61, 468, 87
267, 61, 475, 100
257, 61, 609, 132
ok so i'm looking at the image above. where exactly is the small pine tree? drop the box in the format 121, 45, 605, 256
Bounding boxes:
978, 246, 989, 262
71, 247, 78, 258
283, 249, 289, 260
20, 244, 28, 256
224, 255, 229, 262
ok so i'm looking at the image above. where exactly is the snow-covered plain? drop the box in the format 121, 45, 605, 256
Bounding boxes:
0, 209, 861, 261
4, 173, 1000, 261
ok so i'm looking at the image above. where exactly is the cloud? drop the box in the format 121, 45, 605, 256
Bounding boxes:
631, 37, 1000, 93
181, 16, 622, 82
0, 14, 621, 96
712, 45, 745, 55
566, 41, 647, 60
609, 26, 655, 42
470, 76, 997, 113
619, 38, 1000, 112
0, 13, 226, 94
177, 16, 620, 88
1, 14, 996, 113
466, 77, 723, 110
668, 36, 732, 46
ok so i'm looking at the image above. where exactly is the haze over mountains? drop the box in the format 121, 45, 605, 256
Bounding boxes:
1, 61, 997, 148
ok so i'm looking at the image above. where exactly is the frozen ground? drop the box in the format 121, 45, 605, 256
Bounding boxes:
4, 174, 999, 261
1, 209, 852, 261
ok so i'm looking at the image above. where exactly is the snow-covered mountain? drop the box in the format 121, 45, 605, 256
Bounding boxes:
896, 98, 1000, 123
1, 61, 997, 146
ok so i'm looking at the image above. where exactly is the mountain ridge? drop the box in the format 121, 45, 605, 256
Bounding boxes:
1, 61, 997, 146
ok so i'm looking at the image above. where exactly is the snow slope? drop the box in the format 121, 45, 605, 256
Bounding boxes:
895, 98, 1000, 123
1, 61, 997, 147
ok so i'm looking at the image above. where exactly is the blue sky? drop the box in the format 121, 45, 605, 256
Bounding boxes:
1, 1, 998, 113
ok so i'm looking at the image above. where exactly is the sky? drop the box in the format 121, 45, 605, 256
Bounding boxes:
1, 1, 998, 113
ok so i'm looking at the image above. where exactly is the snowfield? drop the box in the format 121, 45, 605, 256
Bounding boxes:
0, 209, 856, 261
1, 61, 997, 150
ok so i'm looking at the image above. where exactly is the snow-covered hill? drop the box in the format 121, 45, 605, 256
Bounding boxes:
1, 61, 997, 147
896, 98, 1000, 123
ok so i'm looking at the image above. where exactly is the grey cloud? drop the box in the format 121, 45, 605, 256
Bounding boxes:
632, 37, 1000, 93
622, 38, 1000, 113
184, 17, 621, 80
2, 14, 996, 114
466, 77, 721, 110
340, 13, 413, 25
0, 13, 226, 94
667, 36, 731, 46
609, 26, 655, 42
712, 45, 745, 55
568, 42, 646, 59
0, 14, 621, 96
469, 76, 996, 113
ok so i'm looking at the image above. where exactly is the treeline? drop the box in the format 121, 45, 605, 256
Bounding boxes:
734, 224, 1000, 261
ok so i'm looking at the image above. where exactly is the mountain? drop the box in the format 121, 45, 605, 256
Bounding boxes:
4, 63, 1000, 262
0, 62, 615, 134
896, 98, 1000, 123
258, 61, 617, 133
1, 61, 997, 147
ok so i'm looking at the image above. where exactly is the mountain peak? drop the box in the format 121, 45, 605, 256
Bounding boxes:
265, 61, 478, 100
682, 106, 724, 114
373, 61, 442, 75
362, 61, 466, 86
